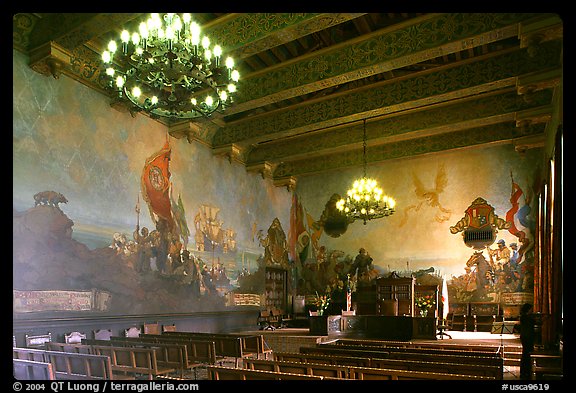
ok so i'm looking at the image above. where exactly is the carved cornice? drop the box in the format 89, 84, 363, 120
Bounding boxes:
212, 144, 246, 165
273, 122, 547, 179
246, 162, 276, 179
273, 176, 297, 192
214, 40, 562, 148
28, 41, 72, 79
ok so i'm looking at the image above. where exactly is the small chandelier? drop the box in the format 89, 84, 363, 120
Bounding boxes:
336, 119, 395, 225
101, 13, 240, 120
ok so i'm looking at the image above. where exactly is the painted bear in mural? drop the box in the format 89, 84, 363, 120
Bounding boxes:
34, 191, 68, 209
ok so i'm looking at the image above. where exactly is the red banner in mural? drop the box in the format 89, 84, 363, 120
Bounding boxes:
141, 140, 174, 228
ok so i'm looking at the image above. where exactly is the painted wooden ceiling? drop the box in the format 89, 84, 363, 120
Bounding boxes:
13, 13, 563, 188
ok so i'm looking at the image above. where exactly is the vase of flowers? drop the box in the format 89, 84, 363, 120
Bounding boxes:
415, 294, 435, 317
314, 291, 331, 316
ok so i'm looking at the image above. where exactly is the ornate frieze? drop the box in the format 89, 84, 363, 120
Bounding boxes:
228, 13, 540, 114
214, 40, 561, 147
273, 122, 546, 178
247, 89, 553, 165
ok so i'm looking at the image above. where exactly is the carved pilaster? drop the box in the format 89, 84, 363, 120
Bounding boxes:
28, 41, 71, 79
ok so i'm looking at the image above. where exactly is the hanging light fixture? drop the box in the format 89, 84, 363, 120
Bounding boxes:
336, 119, 396, 225
101, 13, 240, 120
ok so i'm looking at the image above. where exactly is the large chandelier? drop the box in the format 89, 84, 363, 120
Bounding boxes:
336, 119, 395, 225
101, 13, 240, 120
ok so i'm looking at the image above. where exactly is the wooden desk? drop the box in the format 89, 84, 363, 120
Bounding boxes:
326, 315, 416, 340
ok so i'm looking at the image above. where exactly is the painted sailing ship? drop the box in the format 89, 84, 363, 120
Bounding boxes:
194, 204, 237, 255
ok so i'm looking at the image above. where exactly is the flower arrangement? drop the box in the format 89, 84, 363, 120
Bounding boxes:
415, 294, 436, 317
313, 291, 331, 316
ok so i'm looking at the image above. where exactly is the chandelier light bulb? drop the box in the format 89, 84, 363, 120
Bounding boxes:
105, 67, 114, 76
201, 36, 210, 49
205, 95, 214, 106
132, 86, 141, 98
102, 51, 111, 63
191, 98, 197, 106
151, 96, 158, 105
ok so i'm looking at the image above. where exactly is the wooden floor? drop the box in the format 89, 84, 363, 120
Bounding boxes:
240, 327, 523, 380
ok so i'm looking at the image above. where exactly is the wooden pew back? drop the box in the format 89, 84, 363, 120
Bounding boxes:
274, 351, 371, 367
301, 345, 503, 367
348, 366, 495, 380
244, 358, 348, 378
14, 359, 55, 380
207, 365, 325, 380
84, 338, 185, 377
90, 344, 158, 380
13, 347, 113, 380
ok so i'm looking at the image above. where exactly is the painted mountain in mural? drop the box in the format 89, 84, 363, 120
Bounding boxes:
13, 203, 227, 316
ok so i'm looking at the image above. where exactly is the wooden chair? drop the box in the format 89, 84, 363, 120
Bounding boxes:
258, 310, 273, 330
144, 322, 161, 335
162, 324, 177, 332
65, 331, 87, 344
124, 326, 142, 338
25, 333, 52, 348
94, 329, 113, 340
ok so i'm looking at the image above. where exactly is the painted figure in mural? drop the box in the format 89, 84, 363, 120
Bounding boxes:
465, 251, 493, 298
155, 218, 171, 274
399, 163, 452, 227
133, 226, 152, 273
261, 218, 290, 267
167, 236, 183, 275
352, 248, 374, 286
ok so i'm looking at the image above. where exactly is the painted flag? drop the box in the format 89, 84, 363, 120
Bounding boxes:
288, 193, 307, 264
441, 276, 449, 321
171, 191, 190, 248
346, 287, 352, 312
141, 140, 175, 230
506, 177, 527, 243
506, 175, 533, 264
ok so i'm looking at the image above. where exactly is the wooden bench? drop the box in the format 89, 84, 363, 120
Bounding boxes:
531, 353, 563, 380
83, 338, 186, 378
319, 342, 501, 357
301, 345, 504, 367
143, 333, 242, 366
163, 331, 271, 360
207, 365, 326, 380
329, 338, 501, 353
14, 358, 55, 380
112, 335, 216, 378
274, 352, 371, 367
369, 356, 502, 379
348, 366, 495, 380
14, 347, 113, 380
244, 358, 348, 378
90, 344, 165, 380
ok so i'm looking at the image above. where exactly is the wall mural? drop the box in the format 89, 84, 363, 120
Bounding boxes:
291, 151, 539, 312
13, 50, 292, 317
13, 50, 540, 318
